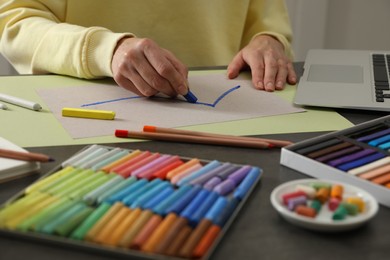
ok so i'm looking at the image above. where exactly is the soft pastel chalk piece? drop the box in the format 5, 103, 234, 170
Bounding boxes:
281, 190, 307, 205
295, 205, 317, 218
330, 184, 344, 200
328, 197, 341, 211
315, 187, 330, 204
340, 202, 359, 216
345, 197, 365, 212
287, 195, 307, 211
309, 199, 322, 213
295, 184, 316, 199
332, 204, 348, 220
62, 107, 115, 120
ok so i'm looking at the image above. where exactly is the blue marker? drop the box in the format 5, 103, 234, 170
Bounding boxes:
183, 90, 198, 103
233, 167, 262, 200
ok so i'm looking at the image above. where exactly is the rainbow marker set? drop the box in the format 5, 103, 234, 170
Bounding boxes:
0, 145, 262, 259
281, 115, 390, 207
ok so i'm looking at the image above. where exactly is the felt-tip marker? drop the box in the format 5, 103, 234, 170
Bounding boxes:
183, 90, 198, 103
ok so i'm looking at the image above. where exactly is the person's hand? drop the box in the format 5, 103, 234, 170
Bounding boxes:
227, 35, 297, 92
111, 37, 189, 97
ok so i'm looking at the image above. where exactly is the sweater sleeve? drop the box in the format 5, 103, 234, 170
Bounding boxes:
243, 0, 294, 60
0, 0, 133, 78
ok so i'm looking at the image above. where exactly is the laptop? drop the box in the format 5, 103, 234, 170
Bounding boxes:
294, 49, 390, 112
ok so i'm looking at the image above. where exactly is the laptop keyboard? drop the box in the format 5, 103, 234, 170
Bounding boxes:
372, 54, 390, 102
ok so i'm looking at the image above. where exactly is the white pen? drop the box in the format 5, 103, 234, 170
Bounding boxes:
0, 93, 42, 111
0, 102, 8, 110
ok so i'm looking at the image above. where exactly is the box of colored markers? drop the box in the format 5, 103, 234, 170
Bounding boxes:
281, 115, 390, 208
0, 144, 262, 259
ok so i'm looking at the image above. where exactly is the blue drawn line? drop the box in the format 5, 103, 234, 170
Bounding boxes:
81, 96, 142, 107
81, 85, 241, 108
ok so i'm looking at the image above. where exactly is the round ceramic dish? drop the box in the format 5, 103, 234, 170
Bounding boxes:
270, 178, 379, 232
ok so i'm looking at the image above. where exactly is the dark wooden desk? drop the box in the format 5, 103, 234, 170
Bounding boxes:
1, 64, 389, 260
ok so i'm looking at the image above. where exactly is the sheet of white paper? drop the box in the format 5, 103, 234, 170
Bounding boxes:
37, 73, 305, 139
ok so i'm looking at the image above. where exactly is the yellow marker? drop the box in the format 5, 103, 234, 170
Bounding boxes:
62, 107, 115, 120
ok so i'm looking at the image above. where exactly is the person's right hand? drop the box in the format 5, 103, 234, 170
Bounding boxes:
111, 37, 189, 97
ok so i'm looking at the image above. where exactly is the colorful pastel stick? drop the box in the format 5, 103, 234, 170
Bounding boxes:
165, 225, 192, 256
327, 148, 376, 167
356, 127, 390, 142
177, 160, 221, 186
141, 213, 178, 252
153, 216, 188, 254
70, 202, 111, 240
189, 163, 237, 186
96, 176, 137, 204
117, 209, 153, 247
72, 147, 110, 168
119, 153, 161, 178
358, 164, 390, 180
121, 179, 163, 206
233, 167, 262, 200
151, 160, 185, 180
153, 185, 192, 216
203, 177, 222, 190
129, 214, 163, 250
164, 185, 202, 215
91, 149, 128, 171
379, 141, 390, 150
103, 149, 142, 172
83, 175, 125, 205
93, 206, 132, 244
166, 158, 200, 180
347, 156, 390, 175
337, 152, 386, 171
179, 196, 228, 258
69, 172, 115, 199
368, 134, 390, 146
129, 181, 171, 208
79, 148, 122, 169
137, 155, 181, 179
40, 202, 87, 234
131, 154, 172, 177
85, 202, 124, 241
142, 186, 175, 210
295, 139, 341, 155
193, 198, 240, 258
213, 165, 252, 195
105, 178, 147, 204
189, 191, 219, 227
180, 189, 211, 220
61, 144, 100, 167
110, 151, 151, 174
315, 146, 362, 163
54, 207, 93, 237
25, 166, 75, 194
306, 141, 353, 159
170, 163, 203, 185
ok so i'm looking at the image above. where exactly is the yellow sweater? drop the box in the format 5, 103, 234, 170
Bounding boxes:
0, 0, 293, 79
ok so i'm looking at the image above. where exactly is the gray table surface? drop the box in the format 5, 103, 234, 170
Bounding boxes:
1, 63, 389, 260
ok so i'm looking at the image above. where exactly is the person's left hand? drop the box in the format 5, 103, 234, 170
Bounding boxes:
227, 34, 297, 92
